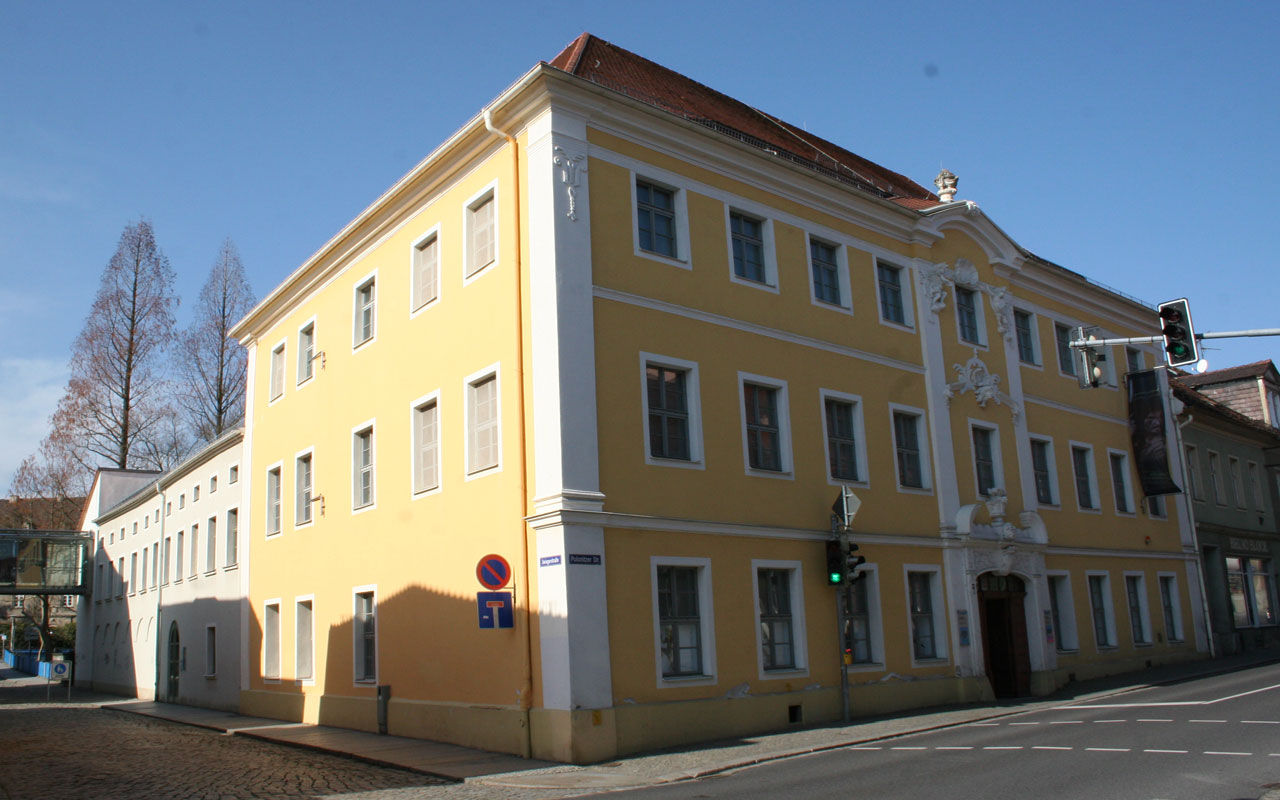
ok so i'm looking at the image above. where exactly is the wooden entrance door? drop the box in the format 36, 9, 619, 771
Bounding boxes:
977, 573, 1031, 697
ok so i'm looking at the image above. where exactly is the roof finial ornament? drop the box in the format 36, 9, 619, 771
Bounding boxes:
934, 168, 958, 203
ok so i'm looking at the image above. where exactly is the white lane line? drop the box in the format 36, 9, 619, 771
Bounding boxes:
1189, 719, 1227, 723
1009, 722, 1039, 726
848, 746, 881, 750
984, 746, 1023, 750
1087, 748, 1131, 752
969, 722, 999, 726
1049, 720, 1084, 725
1057, 682, 1280, 710
891, 747, 927, 750
1137, 719, 1173, 723
1094, 719, 1126, 723
1243, 720, 1280, 724
1144, 749, 1188, 754
936, 746, 973, 750
1033, 746, 1073, 751
1206, 683, 1280, 704
1204, 751, 1252, 756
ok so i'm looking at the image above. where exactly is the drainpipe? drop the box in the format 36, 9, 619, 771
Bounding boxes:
155, 480, 167, 700
1176, 411, 1216, 658
483, 107, 534, 758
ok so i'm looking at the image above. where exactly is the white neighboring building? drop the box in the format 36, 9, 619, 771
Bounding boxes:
78, 429, 245, 709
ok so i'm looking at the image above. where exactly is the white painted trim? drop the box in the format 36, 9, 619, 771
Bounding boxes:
464, 362, 503, 480
639, 352, 705, 470
351, 584, 378, 687
1051, 320, 1078, 381
1106, 447, 1137, 517
819, 388, 869, 488
294, 594, 316, 686
751, 559, 809, 680
1085, 571, 1118, 651
805, 232, 852, 314
351, 268, 378, 352
1068, 441, 1101, 513
1046, 571, 1079, 652
1123, 571, 1153, 646
262, 598, 282, 683
1028, 434, 1060, 508
874, 259, 915, 331
409, 222, 442, 317
888, 402, 933, 494
650, 556, 716, 688
267, 337, 287, 406
292, 446, 316, 530
967, 418, 1003, 500
725, 206, 779, 292
408, 389, 443, 498
462, 180, 500, 285
737, 371, 793, 479
350, 418, 377, 514
630, 170, 692, 268
903, 564, 949, 666
263, 460, 284, 539
295, 316, 318, 389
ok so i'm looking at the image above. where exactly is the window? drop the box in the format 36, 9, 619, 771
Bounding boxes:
809, 237, 842, 306
1229, 457, 1246, 508
179, 494, 185, 510
655, 563, 711, 679
729, 211, 766, 284
1226, 557, 1276, 627
842, 569, 882, 666
1125, 574, 1151, 645
465, 189, 496, 278
1047, 573, 1078, 651
1270, 391, 1280, 428
1248, 462, 1265, 509
824, 395, 864, 483
1146, 495, 1167, 519
1208, 451, 1225, 504
892, 409, 929, 490
263, 601, 280, 680
354, 589, 377, 682
1158, 574, 1184, 641
1109, 451, 1133, 514
267, 467, 282, 534
295, 453, 313, 525
193, 485, 199, 502
229, 465, 239, 484
741, 377, 791, 474
226, 509, 238, 567
636, 179, 676, 258
162, 538, 170, 586
1030, 438, 1057, 505
140, 548, 148, 592
210, 475, 217, 493
955, 287, 982, 344
756, 568, 795, 671
412, 397, 440, 494
1126, 347, 1143, 374
152, 542, 159, 588
907, 570, 944, 661
1087, 573, 1115, 648
205, 626, 217, 677
411, 230, 439, 311
132, 521, 137, 536
467, 372, 500, 475
1014, 310, 1038, 364
297, 321, 316, 384
206, 517, 216, 573
877, 262, 908, 325
189, 524, 198, 577
1071, 445, 1097, 510
1055, 323, 1077, 377
296, 599, 314, 681
129, 553, 137, 595
353, 276, 376, 347
269, 342, 285, 400
1184, 445, 1203, 500
971, 425, 999, 498
353, 427, 375, 509
647, 365, 691, 461
174, 533, 183, 583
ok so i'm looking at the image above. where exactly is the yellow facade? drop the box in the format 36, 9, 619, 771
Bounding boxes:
231, 47, 1207, 764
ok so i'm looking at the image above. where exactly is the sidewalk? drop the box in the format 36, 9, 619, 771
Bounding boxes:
11, 650, 1280, 794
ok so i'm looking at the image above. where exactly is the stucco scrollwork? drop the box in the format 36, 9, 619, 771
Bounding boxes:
552, 146, 587, 221
918, 262, 952, 315
988, 286, 1016, 343
945, 351, 1020, 419
953, 258, 980, 289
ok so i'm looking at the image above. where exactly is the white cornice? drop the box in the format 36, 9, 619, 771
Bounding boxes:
1023, 394, 1129, 426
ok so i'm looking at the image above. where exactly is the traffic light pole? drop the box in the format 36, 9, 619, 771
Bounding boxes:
1070, 328, 1280, 349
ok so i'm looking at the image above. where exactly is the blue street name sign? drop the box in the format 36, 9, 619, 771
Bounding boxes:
539, 555, 562, 567
477, 591, 514, 629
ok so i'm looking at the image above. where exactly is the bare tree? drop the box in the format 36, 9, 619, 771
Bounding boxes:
48, 219, 180, 470
6, 433, 90, 530
176, 238, 255, 441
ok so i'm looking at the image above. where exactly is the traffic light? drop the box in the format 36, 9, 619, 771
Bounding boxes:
1072, 326, 1105, 389
1158, 298, 1199, 368
847, 541, 866, 579
826, 538, 847, 585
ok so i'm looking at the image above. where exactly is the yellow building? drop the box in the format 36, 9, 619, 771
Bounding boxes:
230, 33, 1207, 764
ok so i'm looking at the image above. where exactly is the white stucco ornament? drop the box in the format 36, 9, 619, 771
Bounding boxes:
918, 262, 952, 315
552, 146, 587, 221
988, 286, 1016, 343
945, 351, 1020, 419
953, 258, 980, 289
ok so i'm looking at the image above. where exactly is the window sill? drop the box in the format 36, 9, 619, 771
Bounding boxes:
745, 467, 793, 481
635, 249, 690, 270
204, 570, 217, 577
1134, 642, 1153, 648
659, 673, 715, 687
729, 273, 779, 294
204, 674, 216, 680
1054, 648, 1080, 655
896, 485, 934, 496
646, 456, 705, 471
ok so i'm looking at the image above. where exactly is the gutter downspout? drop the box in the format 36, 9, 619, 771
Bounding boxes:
484, 108, 534, 758
1176, 411, 1216, 658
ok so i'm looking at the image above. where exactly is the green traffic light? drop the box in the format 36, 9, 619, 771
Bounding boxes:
829, 571, 843, 584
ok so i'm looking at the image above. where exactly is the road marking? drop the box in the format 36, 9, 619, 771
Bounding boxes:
1137, 719, 1173, 723
984, 746, 1023, 750
969, 722, 999, 726
1009, 722, 1039, 726
1144, 749, 1187, 754
1243, 720, 1280, 724
1094, 719, 1126, 723
848, 746, 881, 750
1206, 683, 1280, 704
1058, 682, 1280, 710
1189, 719, 1226, 723
1204, 751, 1251, 756
1087, 747, 1130, 752
936, 746, 973, 750
1033, 746, 1073, 750
1049, 720, 1084, 724
891, 747, 927, 750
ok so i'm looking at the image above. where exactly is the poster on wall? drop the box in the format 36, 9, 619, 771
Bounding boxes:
1126, 370, 1182, 497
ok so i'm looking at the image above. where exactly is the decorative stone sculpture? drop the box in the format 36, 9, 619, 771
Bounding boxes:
935, 169, 958, 203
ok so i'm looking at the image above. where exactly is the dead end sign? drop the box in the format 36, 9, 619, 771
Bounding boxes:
476, 554, 512, 591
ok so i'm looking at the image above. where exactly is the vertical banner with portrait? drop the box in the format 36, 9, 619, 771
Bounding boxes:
1126, 369, 1182, 496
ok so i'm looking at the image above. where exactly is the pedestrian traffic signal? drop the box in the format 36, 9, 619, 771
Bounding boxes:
826, 538, 847, 585
847, 541, 866, 575
1158, 298, 1199, 368
1073, 326, 1106, 389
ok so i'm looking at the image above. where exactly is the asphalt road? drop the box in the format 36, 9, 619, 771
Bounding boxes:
609, 662, 1280, 800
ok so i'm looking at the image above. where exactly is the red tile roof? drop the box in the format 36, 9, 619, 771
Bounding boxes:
1177, 359, 1278, 388
546, 33, 938, 205
1170, 378, 1280, 442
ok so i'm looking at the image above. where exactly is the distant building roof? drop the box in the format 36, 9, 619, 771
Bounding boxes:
1178, 359, 1278, 388
0, 497, 85, 532
546, 33, 938, 205
1171, 377, 1280, 443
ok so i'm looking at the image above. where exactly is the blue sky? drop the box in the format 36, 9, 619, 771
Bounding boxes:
3, 1, 1277, 490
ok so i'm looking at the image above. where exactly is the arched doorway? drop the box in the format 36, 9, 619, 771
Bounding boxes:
166, 622, 180, 700
977, 573, 1031, 698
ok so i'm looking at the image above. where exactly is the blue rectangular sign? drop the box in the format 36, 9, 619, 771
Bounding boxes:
539, 555, 562, 567
477, 592, 514, 629
568, 553, 601, 565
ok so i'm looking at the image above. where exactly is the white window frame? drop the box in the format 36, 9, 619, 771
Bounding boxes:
952, 285, 987, 348
903, 565, 948, 665
1145, 493, 1168, 520
294, 447, 315, 528
844, 564, 886, 672
205, 515, 217, 575
725, 206, 778, 292
1086, 571, 1117, 651
1107, 448, 1136, 516
631, 171, 691, 268
820, 389, 869, 488
409, 223, 442, 315
1046, 571, 1079, 652
1028, 434, 1059, 507
1124, 571, 1153, 646
409, 390, 442, 497
265, 462, 284, 538
229, 464, 239, 485
751, 559, 809, 679
805, 232, 852, 314
874, 259, 914, 330
889, 403, 933, 494
463, 182, 499, 284
1207, 450, 1226, 505
1054, 321, 1078, 379
738, 371, 793, 479
1228, 456, 1246, 508
650, 556, 716, 688
352, 585, 378, 686
268, 338, 286, 403
225, 508, 239, 568
1248, 461, 1265, 510
351, 420, 376, 513
296, 317, 317, 388
1013, 308, 1041, 367
1157, 572, 1185, 642
464, 363, 502, 480
263, 599, 282, 682
351, 270, 377, 351
204, 624, 217, 678
1069, 441, 1100, 513
968, 420, 1004, 499
295, 595, 315, 685
640, 352, 705, 469
1185, 444, 1203, 501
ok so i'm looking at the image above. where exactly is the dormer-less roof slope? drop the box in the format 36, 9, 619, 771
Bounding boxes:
547, 33, 938, 206
1178, 359, 1279, 389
